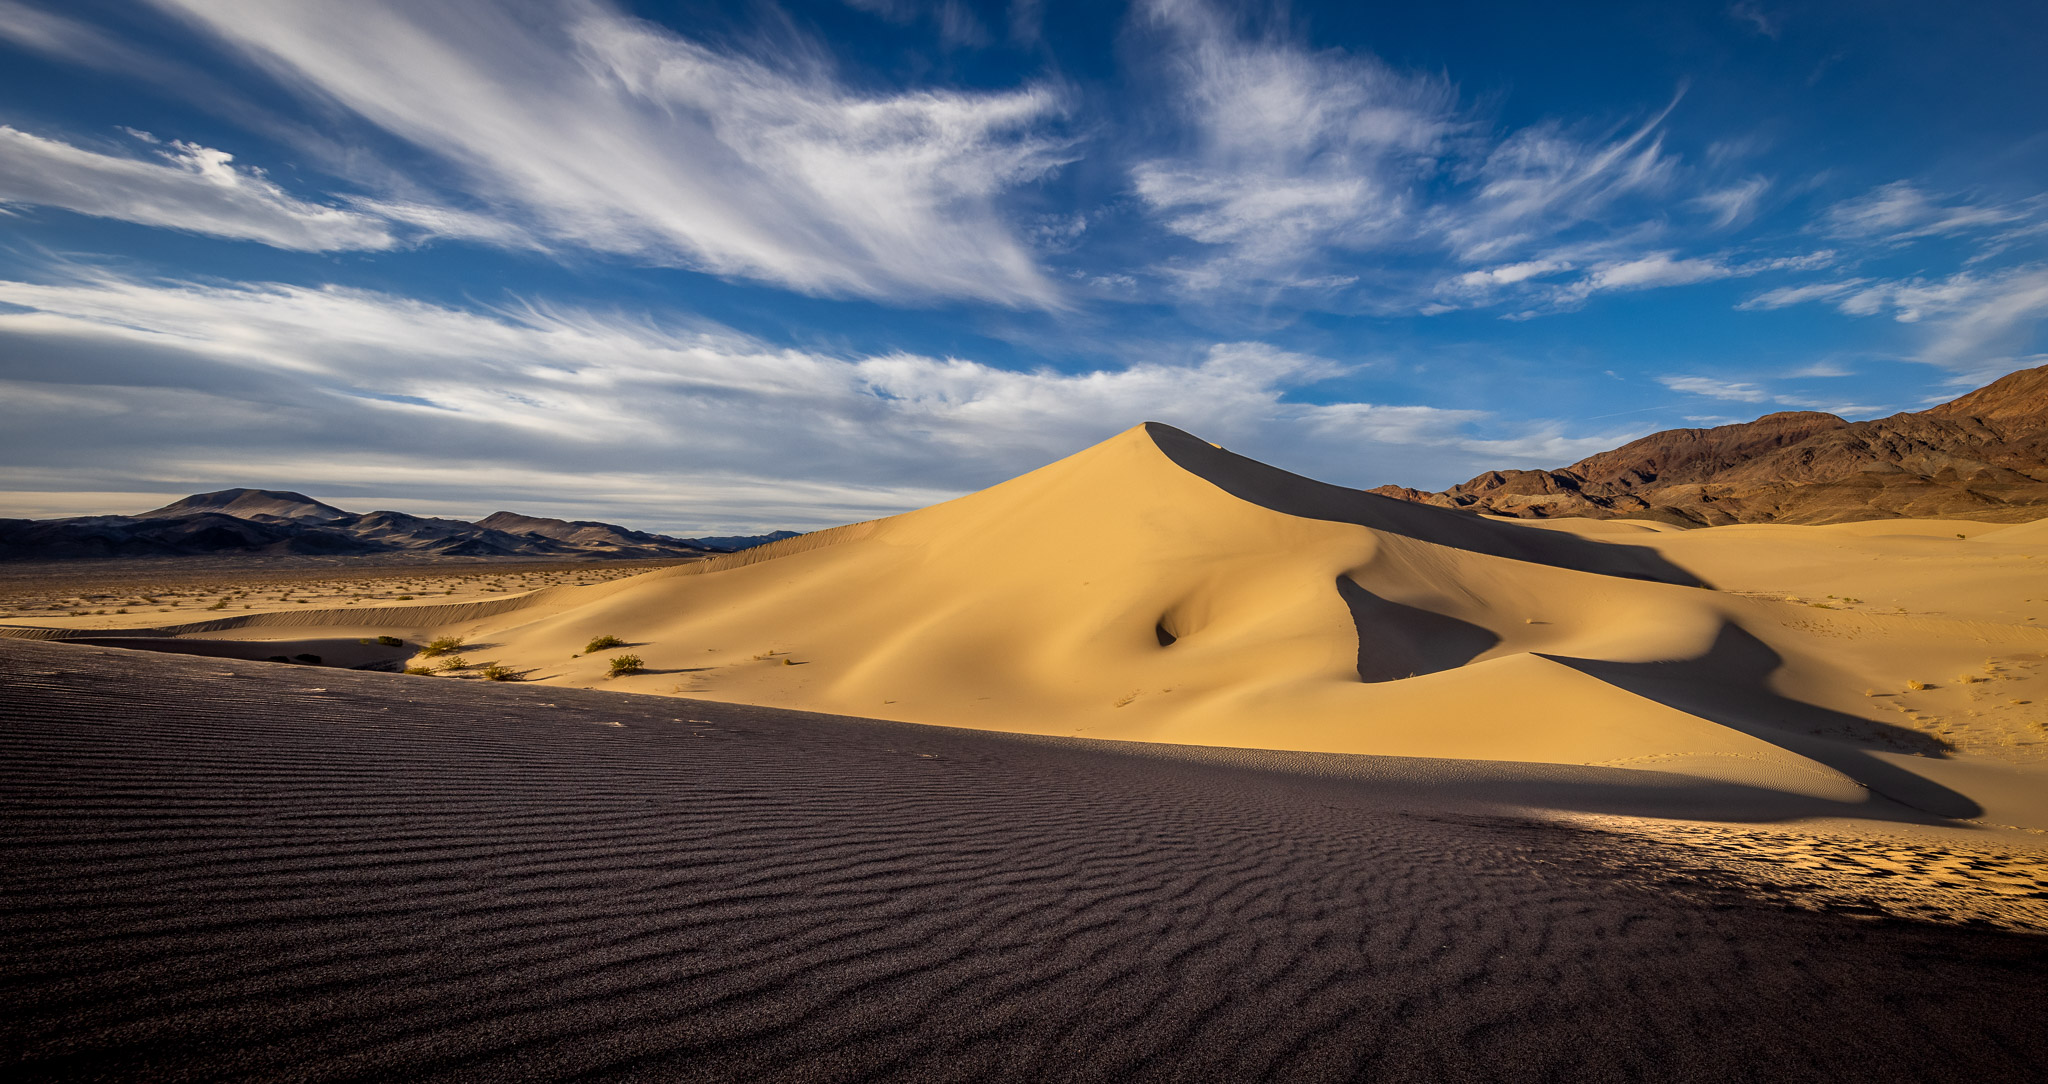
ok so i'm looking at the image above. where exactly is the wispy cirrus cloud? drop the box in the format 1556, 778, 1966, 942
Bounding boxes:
1125, 0, 1706, 306
0, 125, 395, 251
1659, 372, 1883, 416
1741, 265, 2048, 378
144, 0, 1075, 306
1129, 0, 1459, 289
1691, 175, 1771, 229
1821, 181, 2047, 244
1660, 374, 1770, 402
0, 269, 1577, 527
1436, 99, 1682, 264
1445, 248, 1834, 316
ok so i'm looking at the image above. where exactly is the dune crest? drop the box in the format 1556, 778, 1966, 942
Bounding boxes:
18, 422, 2048, 829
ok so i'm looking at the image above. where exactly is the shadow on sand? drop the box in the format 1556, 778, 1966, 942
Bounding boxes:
1146, 421, 1707, 588
1543, 622, 1981, 821
1337, 577, 1500, 682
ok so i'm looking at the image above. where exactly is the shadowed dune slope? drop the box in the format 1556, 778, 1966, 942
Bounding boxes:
11, 422, 2048, 829
5, 640, 2048, 1083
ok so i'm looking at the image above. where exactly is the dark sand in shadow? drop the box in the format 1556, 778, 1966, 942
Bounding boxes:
3, 639, 2044, 1083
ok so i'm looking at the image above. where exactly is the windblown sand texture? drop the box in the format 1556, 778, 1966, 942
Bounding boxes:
12, 422, 2048, 837
5, 640, 2047, 1082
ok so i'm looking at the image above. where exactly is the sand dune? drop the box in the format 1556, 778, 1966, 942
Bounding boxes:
5, 639, 2047, 1082
10, 422, 2048, 833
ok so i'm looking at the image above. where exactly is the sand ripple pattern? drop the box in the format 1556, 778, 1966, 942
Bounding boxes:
3, 639, 2046, 1083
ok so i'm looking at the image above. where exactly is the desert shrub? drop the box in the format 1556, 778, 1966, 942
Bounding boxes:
608, 654, 644, 677
403, 666, 435, 676
376, 635, 404, 647
420, 636, 465, 657
440, 655, 470, 672
479, 662, 520, 681
1907, 679, 1931, 691
585, 634, 626, 653
207, 600, 227, 610
396, 595, 414, 601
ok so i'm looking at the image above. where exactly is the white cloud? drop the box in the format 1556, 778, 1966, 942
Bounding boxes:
1821, 181, 2044, 243
1129, 0, 1458, 282
1660, 375, 1770, 402
147, 0, 1073, 305
1691, 175, 1770, 229
0, 125, 394, 251
1738, 279, 1866, 310
1128, 0, 1695, 298
1786, 360, 1853, 377
1439, 101, 1681, 263
1457, 260, 1572, 287
1583, 252, 1734, 292
1737, 265, 2048, 376
0, 270, 1548, 528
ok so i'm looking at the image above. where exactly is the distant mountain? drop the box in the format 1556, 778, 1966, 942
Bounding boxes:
136, 488, 351, 523
0, 490, 801, 561
1369, 364, 2048, 526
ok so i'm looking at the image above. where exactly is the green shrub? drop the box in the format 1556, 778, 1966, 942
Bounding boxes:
403, 666, 435, 676
585, 634, 626, 653
419, 636, 464, 657
479, 662, 520, 681
440, 655, 469, 672
376, 635, 404, 647
608, 654, 644, 677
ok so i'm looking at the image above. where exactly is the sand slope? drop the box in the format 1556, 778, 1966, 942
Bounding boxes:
6, 639, 2047, 1083
14, 422, 2048, 829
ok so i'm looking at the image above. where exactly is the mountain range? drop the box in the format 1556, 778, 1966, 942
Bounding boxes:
0, 490, 798, 561
1369, 363, 2048, 526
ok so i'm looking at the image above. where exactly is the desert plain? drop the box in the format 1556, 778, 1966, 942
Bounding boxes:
4, 420, 2048, 1081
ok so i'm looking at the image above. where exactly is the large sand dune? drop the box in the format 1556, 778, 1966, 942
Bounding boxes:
12, 422, 2048, 831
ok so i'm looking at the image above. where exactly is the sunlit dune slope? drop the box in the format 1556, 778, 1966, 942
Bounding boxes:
18, 422, 2048, 827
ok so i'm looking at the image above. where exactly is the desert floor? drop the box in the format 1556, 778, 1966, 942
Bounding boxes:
4, 637, 2047, 1083
0, 557, 693, 628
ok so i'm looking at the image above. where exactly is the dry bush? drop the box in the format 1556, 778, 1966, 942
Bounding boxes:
608, 654, 644, 677
585, 634, 626, 653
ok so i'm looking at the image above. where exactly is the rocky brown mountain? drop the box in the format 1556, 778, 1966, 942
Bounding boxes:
1369, 364, 2048, 526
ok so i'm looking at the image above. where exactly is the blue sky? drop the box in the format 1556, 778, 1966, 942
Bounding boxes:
1, 0, 2044, 532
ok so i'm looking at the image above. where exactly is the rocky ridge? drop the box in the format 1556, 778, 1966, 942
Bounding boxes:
1369, 364, 2048, 526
